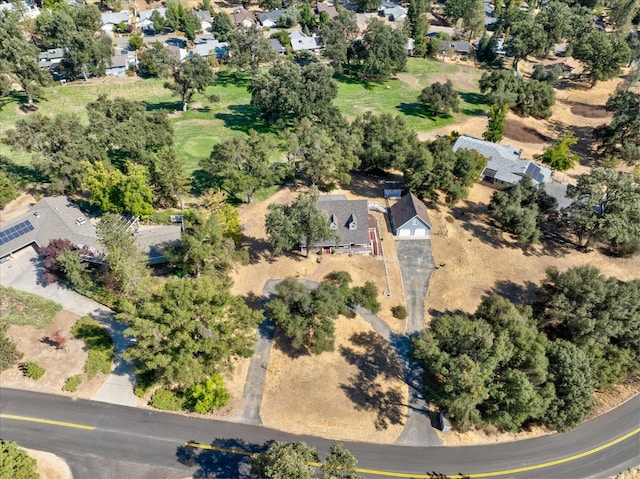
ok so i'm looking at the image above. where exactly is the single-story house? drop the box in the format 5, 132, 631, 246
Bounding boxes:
193, 10, 212, 32
289, 30, 323, 52
101, 10, 132, 34
106, 49, 136, 76
484, 0, 497, 26
270, 38, 287, 55
257, 9, 285, 27
378, 3, 407, 21
316, 2, 338, 19
138, 7, 166, 31
389, 192, 432, 238
193, 39, 229, 60
38, 48, 66, 69
231, 7, 256, 27
384, 181, 404, 199
439, 40, 475, 57
166, 44, 188, 61
314, 195, 373, 254
0, 196, 181, 265
452, 135, 552, 188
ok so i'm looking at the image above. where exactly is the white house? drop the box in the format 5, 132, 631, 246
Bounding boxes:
257, 9, 285, 27
193, 39, 229, 60
101, 10, 132, 34
378, 2, 407, 21
193, 10, 213, 32
0, 0, 40, 19
289, 31, 323, 52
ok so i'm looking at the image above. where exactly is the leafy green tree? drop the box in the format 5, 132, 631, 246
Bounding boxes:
479, 69, 522, 107
211, 11, 234, 41
475, 33, 498, 64
251, 442, 318, 479
151, 9, 165, 32
534, 133, 580, 179
350, 281, 381, 313
593, 90, 640, 165
321, 443, 363, 479
418, 80, 460, 116
129, 33, 144, 51
320, 9, 359, 72
412, 295, 551, 432
488, 175, 558, 244
0, 171, 18, 209
354, 0, 382, 11
96, 213, 149, 293
539, 266, 640, 388
3, 113, 106, 194
166, 0, 185, 31
479, 71, 555, 119
250, 62, 339, 125
182, 11, 201, 42
609, 0, 640, 33
0, 11, 49, 106
518, 79, 555, 119
348, 19, 407, 81
138, 42, 177, 77
164, 54, 214, 111
61, 30, 113, 80
352, 112, 419, 171
202, 131, 277, 203
544, 340, 595, 431
299, 3, 318, 29
57, 250, 92, 292
483, 104, 509, 143
168, 208, 238, 276
0, 440, 39, 479
573, 31, 631, 85
536, 1, 572, 55
184, 374, 230, 413
82, 161, 154, 218
228, 26, 277, 70
265, 189, 340, 257
121, 276, 261, 387
0, 323, 23, 372
404, 0, 430, 56
564, 168, 640, 254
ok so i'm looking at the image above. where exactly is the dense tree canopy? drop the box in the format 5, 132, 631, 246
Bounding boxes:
573, 31, 631, 84
564, 168, 640, 255
483, 104, 508, 143
418, 80, 460, 116
138, 42, 177, 78
488, 175, 558, 244
228, 26, 276, 70
121, 275, 261, 388
320, 9, 360, 73
593, 90, 640, 165
250, 62, 339, 125
534, 133, 580, 176
348, 19, 408, 81
0, 11, 49, 105
251, 442, 318, 479
0, 440, 39, 479
479, 71, 555, 119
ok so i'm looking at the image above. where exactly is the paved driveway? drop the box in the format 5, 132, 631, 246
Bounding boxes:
393, 238, 439, 446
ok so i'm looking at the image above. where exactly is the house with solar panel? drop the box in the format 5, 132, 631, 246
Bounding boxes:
0, 196, 181, 265
452, 135, 552, 189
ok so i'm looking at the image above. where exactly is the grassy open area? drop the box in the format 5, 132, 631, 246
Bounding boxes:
0, 59, 488, 178
0, 286, 62, 328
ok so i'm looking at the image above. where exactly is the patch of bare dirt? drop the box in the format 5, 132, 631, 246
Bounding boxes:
396, 72, 423, 90
260, 315, 408, 444
26, 449, 73, 479
1, 192, 37, 223
1, 310, 108, 398
504, 118, 551, 144
570, 103, 609, 118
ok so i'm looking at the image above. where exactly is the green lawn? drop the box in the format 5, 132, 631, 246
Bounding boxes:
0, 286, 62, 328
0, 60, 488, 180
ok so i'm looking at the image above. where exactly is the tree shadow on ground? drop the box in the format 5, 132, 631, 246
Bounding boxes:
214, 70, 251, 88
176, 438, 268, 478
487, 280, 540, 305
565, 125, 602, 169
340, 331, 407, 430
339, 170, 403, 199
271, 329, 310, 359
241, 291, 265, 311
451, 201, 512, 251
214, 105, 275, 135
459, 92, 487, 106
240, 235, 275, 265
141, 100, 183, 113
396, 102, 433, 119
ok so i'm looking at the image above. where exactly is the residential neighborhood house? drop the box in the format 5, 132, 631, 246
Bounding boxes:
378, 2, 407, 21
257, 9, 285, 27
0, 197, 181, 266
270, 38, 287, 55
438, 40, 475, 58
101, 10, 132, 34
316, 2, 338, 19
137, 7, 166, 32
289, 30, 324, 52
231, 7, 256, 27
389, 192, 432, 238
452, 135, 553, 188
314, 196, 373, 254
193, 39, 229, 60
193, 10, 212, 32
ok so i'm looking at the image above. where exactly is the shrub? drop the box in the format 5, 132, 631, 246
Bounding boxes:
0, 323, 22, 372
184, 375, 230, 413
391, 305, 408, 320
63, 375, 82, 392
134, 371, 156, 398
350, 281, 381, 313
0, 440, 39, 479
85, 350, 112, 379
22, 361, 45, 380
72, 317, 114, 378
150, 388, 184, 411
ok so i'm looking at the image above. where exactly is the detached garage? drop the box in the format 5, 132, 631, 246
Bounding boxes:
390, 193, 432, 238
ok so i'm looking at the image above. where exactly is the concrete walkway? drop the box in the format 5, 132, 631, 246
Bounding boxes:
0, 247, 137, 407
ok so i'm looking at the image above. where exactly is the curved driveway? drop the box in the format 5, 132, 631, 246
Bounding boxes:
0, 388, 638, 479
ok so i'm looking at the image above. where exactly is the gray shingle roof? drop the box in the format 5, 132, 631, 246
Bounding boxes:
452, 135, 552, 186
316, 197, 370, 247
390, 192, 432, 230
257, 9, 285, 24
0, 196, 181, 263
270, 38, 286, 54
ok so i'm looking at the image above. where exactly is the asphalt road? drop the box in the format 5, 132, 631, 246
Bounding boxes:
1, 388, 638, 479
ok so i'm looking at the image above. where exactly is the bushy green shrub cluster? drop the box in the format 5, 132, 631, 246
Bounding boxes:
391, 305, 408, 320
22, 361, 45, 380
150, 388, 184, 411
63, 375, 82, 392
71, 317, 114, 379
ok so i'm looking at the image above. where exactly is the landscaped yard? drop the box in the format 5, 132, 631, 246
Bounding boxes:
0, 59, 488, 178
0, 286, 62, 328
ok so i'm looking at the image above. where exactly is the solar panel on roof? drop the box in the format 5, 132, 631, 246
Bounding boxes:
0, 219, 35, 246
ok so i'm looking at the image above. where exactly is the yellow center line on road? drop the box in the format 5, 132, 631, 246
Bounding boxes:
187, 426, 640, 479
0, 414, 95, 430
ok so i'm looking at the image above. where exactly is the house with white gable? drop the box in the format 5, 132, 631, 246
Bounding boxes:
289, 30, 323, 52
101, 10, 132, 34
